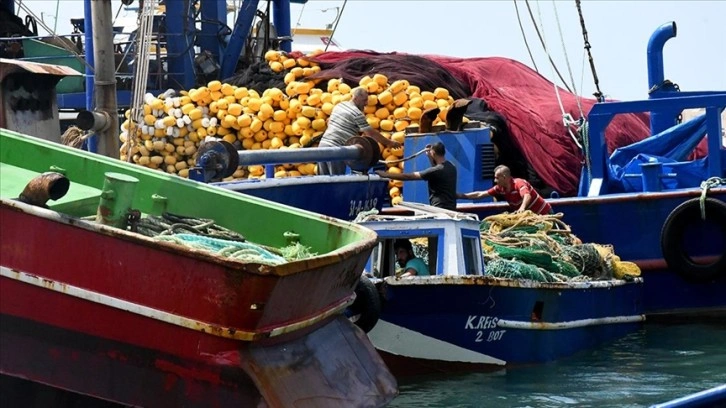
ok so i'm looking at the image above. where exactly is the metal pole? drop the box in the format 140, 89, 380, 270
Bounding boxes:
90, 0, 120, 157
221, 0, 260, 79
272, 0, 291, 52
84, 0, 97, 153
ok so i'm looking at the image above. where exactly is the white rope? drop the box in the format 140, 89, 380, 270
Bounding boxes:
127, 0, 157, 162
551, 0, 584, 119
533, 1, 582, 149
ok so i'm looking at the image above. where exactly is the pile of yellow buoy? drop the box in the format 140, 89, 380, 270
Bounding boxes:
119, 49, 459, 204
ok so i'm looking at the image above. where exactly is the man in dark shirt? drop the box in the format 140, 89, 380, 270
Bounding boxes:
375, 142, 458, 211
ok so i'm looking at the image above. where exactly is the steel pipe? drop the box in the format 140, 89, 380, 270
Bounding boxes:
90, 0, 119, 157
237, 145, 363, 166
647, 21, 677, 92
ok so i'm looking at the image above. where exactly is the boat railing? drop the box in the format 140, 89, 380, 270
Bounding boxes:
582, 93, 726, 197
357, 201, 480, 223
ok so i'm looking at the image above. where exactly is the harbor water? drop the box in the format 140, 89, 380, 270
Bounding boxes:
390, 322, 726, 408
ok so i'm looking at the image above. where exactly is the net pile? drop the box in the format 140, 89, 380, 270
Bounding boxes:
481, 211, 640, 282
132, 212, 316, 264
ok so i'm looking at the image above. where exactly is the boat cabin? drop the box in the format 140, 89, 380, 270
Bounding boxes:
357, 203, 485, 278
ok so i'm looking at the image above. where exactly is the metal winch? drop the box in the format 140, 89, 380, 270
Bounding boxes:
189, 136, 382, 183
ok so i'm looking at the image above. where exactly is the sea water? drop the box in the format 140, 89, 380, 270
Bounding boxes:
390, 323, 726, 408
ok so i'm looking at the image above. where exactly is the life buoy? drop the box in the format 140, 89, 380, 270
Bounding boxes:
348, 275, 381, 333
661, 198, 726, 282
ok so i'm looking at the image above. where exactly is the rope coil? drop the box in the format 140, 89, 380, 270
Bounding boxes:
699, 177, 726, 219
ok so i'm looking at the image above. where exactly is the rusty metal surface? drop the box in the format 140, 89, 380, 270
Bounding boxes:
2, 266, 356, 341
384, 274, 644, 289
241, 316, 398, 408
0, 57, 82, 81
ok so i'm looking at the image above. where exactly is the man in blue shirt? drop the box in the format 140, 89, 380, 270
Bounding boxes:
394, 239, 430, 277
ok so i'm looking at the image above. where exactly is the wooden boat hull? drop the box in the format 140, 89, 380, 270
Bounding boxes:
368, 276, 644, 375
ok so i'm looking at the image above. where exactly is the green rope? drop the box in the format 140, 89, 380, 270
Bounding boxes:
156, 234, 287, 265
699, 177, 726, 220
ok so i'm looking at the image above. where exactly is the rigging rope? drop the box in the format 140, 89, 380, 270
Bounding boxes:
523, 0, 572, 93
529, 0, 582, 149
512, 0, 539, 73
127, 0, 157, 162
324, 0, 347, 52
14, 1, 94, 72
551, 0, 584, 119
574, 0, 605, 102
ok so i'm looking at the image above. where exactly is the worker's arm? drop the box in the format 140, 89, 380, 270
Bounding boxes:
516, 192, 532, 213
375, 170, 422, 180
457, 191, 490, 200
400, 267, 417, 278
363, 128, 402, 149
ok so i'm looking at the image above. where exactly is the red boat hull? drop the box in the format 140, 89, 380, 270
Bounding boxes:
0, 201, 397, 406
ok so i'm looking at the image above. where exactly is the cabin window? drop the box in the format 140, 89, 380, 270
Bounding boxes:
462, 236, 481, 275
370, 236, 439, 278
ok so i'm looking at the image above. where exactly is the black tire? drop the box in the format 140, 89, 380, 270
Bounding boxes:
661, 198, 726, 282
348, 276, 381, 333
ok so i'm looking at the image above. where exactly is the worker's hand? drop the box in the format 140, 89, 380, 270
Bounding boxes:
388, 140, 402, 149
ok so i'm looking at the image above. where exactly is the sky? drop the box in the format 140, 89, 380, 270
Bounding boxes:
18, 0, 726, 101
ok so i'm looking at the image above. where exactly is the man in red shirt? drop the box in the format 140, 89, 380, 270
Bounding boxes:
457, 165, 552, 215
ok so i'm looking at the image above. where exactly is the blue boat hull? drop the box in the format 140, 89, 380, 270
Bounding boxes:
214, 175, 389, 221
456, 188, 726, 316
369, 277, 644, 370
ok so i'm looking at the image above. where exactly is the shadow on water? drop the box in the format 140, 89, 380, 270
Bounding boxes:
390, 323, 726, 408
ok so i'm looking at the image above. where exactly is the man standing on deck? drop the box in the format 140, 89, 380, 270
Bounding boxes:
317, 87, 401, 175
375, 142, 458, 211
457, 165, 553, 215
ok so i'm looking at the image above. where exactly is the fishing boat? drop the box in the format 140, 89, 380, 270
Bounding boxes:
354, 203, 644, 375
1, 0, 390, 221
0, 115, 396, 406
5, 0, 722, 318
382, 23, 726, 319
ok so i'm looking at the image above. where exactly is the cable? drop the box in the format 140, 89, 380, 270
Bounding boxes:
512, 0, 539, 73
325, 0, 347, 52
551, 0, 583, 118
523, 0, 572, 93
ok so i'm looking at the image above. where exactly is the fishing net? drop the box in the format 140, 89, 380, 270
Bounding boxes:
307, 52, 471, 99
482, 211, 637, 282
131, 212, 316, 263
223, 61, 286, 94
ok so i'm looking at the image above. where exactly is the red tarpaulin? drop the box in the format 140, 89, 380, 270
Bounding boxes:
314, 51, 657, 196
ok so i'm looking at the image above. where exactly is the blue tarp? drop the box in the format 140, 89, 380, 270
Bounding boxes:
608, 115, 709, 192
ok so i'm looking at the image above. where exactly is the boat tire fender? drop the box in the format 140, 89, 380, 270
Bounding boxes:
661, 198, 726, 282
350, 276, 381, 333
